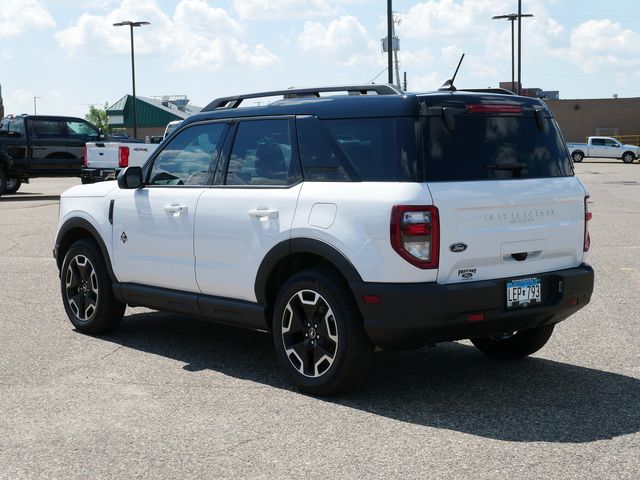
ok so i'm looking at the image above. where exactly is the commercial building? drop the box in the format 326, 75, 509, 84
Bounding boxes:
106, 94, 201, 139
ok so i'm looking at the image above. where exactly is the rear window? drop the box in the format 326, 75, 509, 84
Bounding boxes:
296, 116, 418, 182
424, 114, 573, 181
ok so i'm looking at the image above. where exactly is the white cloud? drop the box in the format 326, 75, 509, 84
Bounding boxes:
567, 20, 640, 75
55, 0, 279, 70
232, 0, 337, 20
299, 15, 379, 66
1, 48, 13, 60
0, 0, 56, 37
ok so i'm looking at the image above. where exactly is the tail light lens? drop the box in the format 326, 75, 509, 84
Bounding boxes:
584, 195, 592, 252
391, 205, 439, 269
118, 146, 130, 168
82, 145, 88, 167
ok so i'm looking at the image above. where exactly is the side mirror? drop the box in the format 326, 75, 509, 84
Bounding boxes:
117, 166, 143, 189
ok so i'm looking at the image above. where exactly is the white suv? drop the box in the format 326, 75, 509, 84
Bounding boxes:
54, 85, 594, 395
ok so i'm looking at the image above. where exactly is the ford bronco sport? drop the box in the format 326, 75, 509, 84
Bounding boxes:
54, 84, 594, 394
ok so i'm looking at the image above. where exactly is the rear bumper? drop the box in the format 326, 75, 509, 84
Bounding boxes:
350, 264, 594, 349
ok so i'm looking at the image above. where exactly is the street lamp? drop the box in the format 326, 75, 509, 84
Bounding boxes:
492, 10, 532, 95
387, 0, 393, 85
113, 20, 150, 139
33, 96, 42, 114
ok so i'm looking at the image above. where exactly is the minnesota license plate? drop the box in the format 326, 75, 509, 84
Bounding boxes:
506, 277, 541, 308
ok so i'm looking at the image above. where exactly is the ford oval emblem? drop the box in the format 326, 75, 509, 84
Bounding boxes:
450, 243, 468, 253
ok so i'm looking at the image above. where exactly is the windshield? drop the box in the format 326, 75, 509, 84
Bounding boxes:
423, 114, 573, 181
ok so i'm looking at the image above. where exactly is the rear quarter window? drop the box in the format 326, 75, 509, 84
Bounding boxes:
424, 114, 573, 181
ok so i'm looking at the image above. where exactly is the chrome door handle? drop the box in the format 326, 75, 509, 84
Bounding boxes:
248, 208, 278, 219
164, 204, 187, 215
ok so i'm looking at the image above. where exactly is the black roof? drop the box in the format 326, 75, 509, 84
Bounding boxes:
180, 87, 548, 128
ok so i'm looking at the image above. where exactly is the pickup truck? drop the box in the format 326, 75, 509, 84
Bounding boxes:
81, 120, 182, 183
567, 136, 639, 163
0, 114, 109, 195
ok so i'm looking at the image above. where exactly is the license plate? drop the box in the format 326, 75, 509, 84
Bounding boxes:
506, 277, 541, 308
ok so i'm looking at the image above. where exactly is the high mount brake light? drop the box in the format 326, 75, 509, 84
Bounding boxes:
390, 205, 440, 269
118, 146, 130, 168
466, 104, 523, 114
584, 195, 592, 252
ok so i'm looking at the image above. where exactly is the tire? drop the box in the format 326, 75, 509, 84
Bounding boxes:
571, 151, 584, 163
622, 152, 635, 164
60, 239, 125, 334
0, 170, 6, 197
471, 324, 555, 359
271, 269, 374, 395
4, 177, 21, 194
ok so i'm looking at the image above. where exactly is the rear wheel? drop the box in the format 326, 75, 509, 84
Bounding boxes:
271, 269, 374, 395
572, 151, 584, 163
0, 170, 6, 196
470, 324, 555, 358
60, 239, 125, 334
622, 152, 635, 164
4, 177, 21, 194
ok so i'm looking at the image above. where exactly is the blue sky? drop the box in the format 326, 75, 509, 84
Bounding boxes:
1, 0, 640, 119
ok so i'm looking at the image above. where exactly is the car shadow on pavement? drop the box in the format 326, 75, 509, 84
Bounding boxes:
99, 310, 640, 444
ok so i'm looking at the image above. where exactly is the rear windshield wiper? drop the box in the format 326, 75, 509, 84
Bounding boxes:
485, 162, 526, 171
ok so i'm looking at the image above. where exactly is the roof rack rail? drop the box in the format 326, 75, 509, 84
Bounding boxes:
460, 88, 516, 96
202, 84, 403, 111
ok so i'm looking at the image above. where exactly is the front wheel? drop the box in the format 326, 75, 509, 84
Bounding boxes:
60, 239, 125, 334
622, 152, 636, 164
4, 177, 22, 194
572, 151, 584, 163
470, 324, 555, 358
271, 269, 374, 395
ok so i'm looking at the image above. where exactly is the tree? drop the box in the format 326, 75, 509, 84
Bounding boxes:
85, 103, 110, 132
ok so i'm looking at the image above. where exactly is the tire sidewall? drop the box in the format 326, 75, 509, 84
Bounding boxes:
271, 270, 363, 394
4, 177, 20, 194
0, 170, 6, 196
622, 152, 635, 163
572, 152, 584, 163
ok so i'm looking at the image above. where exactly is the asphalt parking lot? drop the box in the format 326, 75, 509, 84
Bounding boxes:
1, 161, 639, 480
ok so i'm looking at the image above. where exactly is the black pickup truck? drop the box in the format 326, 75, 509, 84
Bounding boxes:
0, 115, 108, 196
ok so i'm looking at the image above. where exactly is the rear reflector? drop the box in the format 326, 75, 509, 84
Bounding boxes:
566, 297, 579, 306
118, 146, 130, 168
468, 313, 486, 322
466, 104, 522, 114
363, 295, 381, 305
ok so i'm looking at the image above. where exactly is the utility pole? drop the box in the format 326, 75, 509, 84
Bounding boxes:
493, 8, 532, 95
387, 0, 393, 85
33, 96, 42, 115
113, 20, 150, 139
517, 0, 522, 95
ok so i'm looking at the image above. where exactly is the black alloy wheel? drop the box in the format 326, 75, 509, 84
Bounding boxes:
3, 177, 21, 194
272, 269, 374, 395
60, 239, 125, 334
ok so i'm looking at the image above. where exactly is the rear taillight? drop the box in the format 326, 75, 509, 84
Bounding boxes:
118, 146, 129, 168
390, 205, 439, 269
584, 195, 592, 252
82, 145, 88, 167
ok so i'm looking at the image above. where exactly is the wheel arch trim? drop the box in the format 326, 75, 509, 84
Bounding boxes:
55, 217, 116, 281
254, 238, 363, 304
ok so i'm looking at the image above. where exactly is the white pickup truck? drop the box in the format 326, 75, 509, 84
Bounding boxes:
567, 136, 639, 163
81, 120, 182, 183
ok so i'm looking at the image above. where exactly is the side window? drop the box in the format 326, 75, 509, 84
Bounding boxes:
296, 116, 351, 182
225, 119, 300, 186
67, 121, 99, 139
31, 120, 66, 138
591, 138, 605, 146
5, 119, 25, 135
604, 139, 618, 147
148, 123, 226, 186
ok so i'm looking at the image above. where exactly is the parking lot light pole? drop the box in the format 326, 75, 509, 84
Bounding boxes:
33, 96, 42, 114
492, 11, 532, 95
113, 20, 150, 139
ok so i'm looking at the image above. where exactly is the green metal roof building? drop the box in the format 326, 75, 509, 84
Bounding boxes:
106, 94, 201, 138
